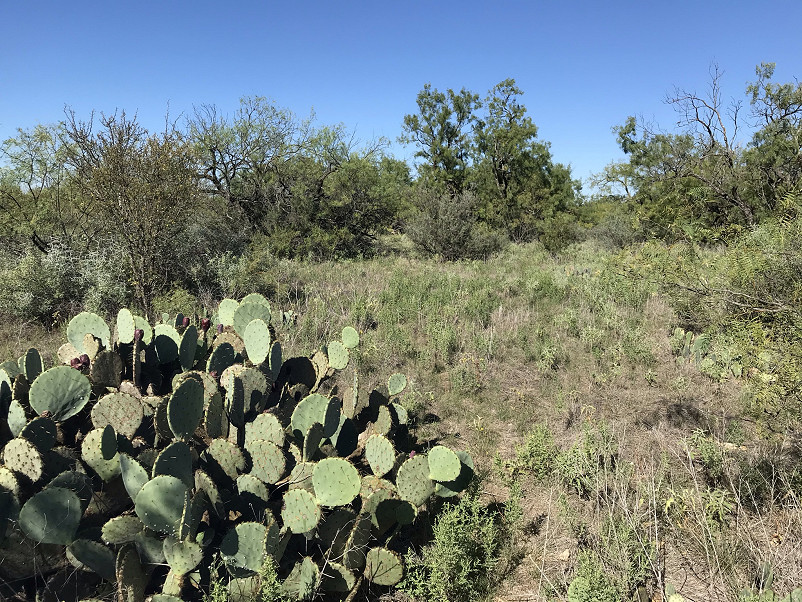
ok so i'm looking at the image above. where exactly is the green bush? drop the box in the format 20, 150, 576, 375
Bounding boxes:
400, 492, 499, 602
567, 551, 623, 602
405, 187, 506, 260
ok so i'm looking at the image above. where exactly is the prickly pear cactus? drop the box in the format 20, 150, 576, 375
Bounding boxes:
0, 295, 473, 600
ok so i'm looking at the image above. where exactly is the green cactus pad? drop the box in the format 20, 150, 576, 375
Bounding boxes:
101, 423, 118, 460
435, 450, 474, 498
133, 315, 153, 344
282, 557, 319, 601
213, 330, 246, 356
195, 469, 225, 518
244, 318, 272, 365
163, 536, 204, 576
21, 348, 43, 381
92, 391, 144, 438
387, 373, 407, 396
241, 292, 272, 309
20, 415, 57, 452
116, 543, 148, 602
281, 488, 321, 534
396, 454, 435, 507
360, 475, 397, 499
67, 312, 111, 354
45, 470, 93, 513
29, 365, 91, 421
67, 538, 116, 580
134, 474, 190, 535
3, 437, 44, 482
341, 326, 360, 349
19, 486, 81, 544
303, 422, 325, 462
364, 434, 395, 478
6, 399, 27, 437
153, 396, 173, 442
207, 342, 236, 375
133, 528, 167, 564
341, 512, 372, 571
119, 453, 149, 501
203, 438, 246, 481
233, 302, 272, 339
291, 393, 340, 439
331, 415, 359, 457
150, 596, 184, 602
102, 515, 145, 544
217, 298, 239, 326
289, 462, 316, 493
312, 457, 361, 507
326, 340, 349, 371
247, 439, 286, 485
427, 445, 462, 481
311, 350, 328, 387
81, 427, 120, 481
220, 521, 269, 577
152, 441, 194, 489
364, 547, 403, 586
391, 402, 408, 425
184, 489, 209, 540
90, 350, 124, 389
167, 377, 204, 441
203, 390, 228, 440
269, 341, 282, 382
0, 369, 11, 409
245, 412, 284, 448
374, 497, 416, 534
236, 474, 271, 508
373, 405, 393, 436
117, 308, 136, 344
321, 561, 356, 592
318, 508, 356, 553
0, 360, 21, 378
179, 324, 198, 372
0, 466, 20, 499
153, 324, 181, 364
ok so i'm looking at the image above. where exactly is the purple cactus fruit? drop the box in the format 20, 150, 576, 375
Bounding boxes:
134, 329, 144, 342
200, 318, 211, 332
80, 354, 90, 365
40, 410, 52, 419
209, 370, 219, 381
217, 323, 223, 334
70, 357, 82, 369
409, 450, 416, 458
182, 317, 190, 327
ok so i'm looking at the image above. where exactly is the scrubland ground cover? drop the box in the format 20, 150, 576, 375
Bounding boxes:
1, 63, 801, 601
2, 209, 801, 601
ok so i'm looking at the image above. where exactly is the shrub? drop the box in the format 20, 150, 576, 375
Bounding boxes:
567, 551, 623, 602
405, 187, 506, 260
400, 492, 499, 602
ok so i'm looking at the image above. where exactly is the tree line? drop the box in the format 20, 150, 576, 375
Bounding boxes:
1, 65, 800, 314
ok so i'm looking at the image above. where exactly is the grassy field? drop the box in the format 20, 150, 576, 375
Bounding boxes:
1, 238, 800, 601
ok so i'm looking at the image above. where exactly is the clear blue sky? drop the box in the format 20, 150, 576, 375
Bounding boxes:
2, 1, 800, 190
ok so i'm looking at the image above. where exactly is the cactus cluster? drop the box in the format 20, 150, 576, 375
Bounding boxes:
0, 294, 473, 601
671, 327, 743, 380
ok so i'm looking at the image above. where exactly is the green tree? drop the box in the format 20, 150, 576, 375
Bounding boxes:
745, 62, 802, 209
472, 79, 579, 243
63, 111, 200, 312
187, 96, 310, 228
0, 124, 83, 251
400, 84, 481, 196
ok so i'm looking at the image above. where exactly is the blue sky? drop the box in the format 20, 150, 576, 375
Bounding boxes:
2, 1, 800, 190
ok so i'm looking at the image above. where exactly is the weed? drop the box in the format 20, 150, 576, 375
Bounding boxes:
400, 491, 499, 602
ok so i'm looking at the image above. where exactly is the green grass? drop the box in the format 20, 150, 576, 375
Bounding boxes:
1, 236, 801, 601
